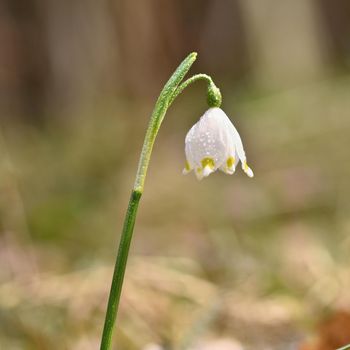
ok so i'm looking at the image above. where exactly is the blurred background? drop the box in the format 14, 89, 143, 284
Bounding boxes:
1, 1, 350, 349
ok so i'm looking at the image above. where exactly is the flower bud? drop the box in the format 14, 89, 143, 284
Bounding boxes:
207, 82, 222, 108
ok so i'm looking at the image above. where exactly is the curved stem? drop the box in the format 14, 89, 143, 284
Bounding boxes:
133, 53, 198, 192
100, 53, 221, 350
100, 52, 197, 350
169, 74, 213, 105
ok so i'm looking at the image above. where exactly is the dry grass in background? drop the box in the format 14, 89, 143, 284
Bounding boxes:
1, 75, 350, 349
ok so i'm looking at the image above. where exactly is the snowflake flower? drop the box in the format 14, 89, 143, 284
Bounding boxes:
183, 107, 254, 180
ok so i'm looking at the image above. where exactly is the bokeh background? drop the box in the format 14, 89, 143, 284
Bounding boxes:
1, 1, 350, 349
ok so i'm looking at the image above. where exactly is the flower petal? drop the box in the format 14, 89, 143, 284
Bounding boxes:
242, 161, 254, 178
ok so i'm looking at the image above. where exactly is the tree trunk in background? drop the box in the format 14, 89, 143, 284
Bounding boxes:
113, 0, 249, 96
113, 0, 211, 97
239, 0, 326, 90
44, 0, 119, 116
198, 0, 250, 83
318, 0, 350, 70
0, 0, 49, 122
0, 0, 349, 121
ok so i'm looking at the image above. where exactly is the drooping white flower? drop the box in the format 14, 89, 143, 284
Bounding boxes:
183, 107, 254, 180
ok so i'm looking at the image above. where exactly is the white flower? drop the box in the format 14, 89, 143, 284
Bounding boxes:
183, 107, 254, 180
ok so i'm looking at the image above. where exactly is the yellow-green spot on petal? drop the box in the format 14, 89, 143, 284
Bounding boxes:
201, 157, 215, 169
226, 156, 235, 169
197, 167, 203, 173
185, 161, 191, 171
243, 161, 249, 171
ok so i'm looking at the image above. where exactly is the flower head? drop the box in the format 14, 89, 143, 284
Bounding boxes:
183, 107, 254, 180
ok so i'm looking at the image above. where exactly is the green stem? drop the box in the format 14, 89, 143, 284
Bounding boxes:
100, 52, 221, 349
169, 74, 212, 105
170, 74, 222, 108
100, 190, 141, 350
133, 53, 198, 192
